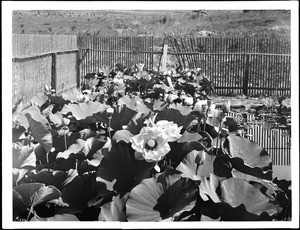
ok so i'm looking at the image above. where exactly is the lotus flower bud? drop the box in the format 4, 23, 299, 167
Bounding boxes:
62, 118, 70, 126
106, 107, 114, 117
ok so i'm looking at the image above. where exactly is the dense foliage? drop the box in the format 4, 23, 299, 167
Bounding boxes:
12, 64, 291, 221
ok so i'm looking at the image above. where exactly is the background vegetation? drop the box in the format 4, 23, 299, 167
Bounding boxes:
12, 10, 290, 39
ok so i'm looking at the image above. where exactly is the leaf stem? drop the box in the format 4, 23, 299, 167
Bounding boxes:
28, 133, 32, 147
64, 130, 67, 150
215, 121, 222, 155
108, 117, 112, 140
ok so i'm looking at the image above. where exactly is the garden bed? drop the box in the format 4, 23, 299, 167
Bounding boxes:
12, 65, 291, 221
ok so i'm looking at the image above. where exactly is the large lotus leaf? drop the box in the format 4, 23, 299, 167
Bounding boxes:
199, 173, 222, 203
153, 177, 198, 220
52, 131, 81, 153
27, 169, 68, 191
13, 190, 27, 220
48, 95, 70, 106
126, 178, 164, 221
220, 177, 282, 215
56, 139, 85, 159
78, 159, 101, 175
166, 140, 207, 168
60, 172, 97, 213
217, 151, 272, 180
30, 93, 48, 107
168, 103, 193, 116
125, 112, 151, 136
25, 110, 52, 153
118, 95, 150, 115
30, 185, 61, 210
224, 134, 271, 169
200, 198, 272, 221
48, 112, 64, 127
13, 144, 36, 168
99, 193, 129, 221
110, 105, 139, 131
176, 150, 215, 181
83, 135, 107, 159
155, 167, 183, 191
61, 101, 107, 121
13, 183, 45, 208
231, 170, 280, 199
30, 213, 79, 221
61, 88, 82, 102
112, 130, 134, 143
177, 131, 202, 143
155, 108, 197, 129
96, 141, 154, 197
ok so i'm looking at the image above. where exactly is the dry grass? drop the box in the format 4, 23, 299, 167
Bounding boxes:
12, 10, 290, 39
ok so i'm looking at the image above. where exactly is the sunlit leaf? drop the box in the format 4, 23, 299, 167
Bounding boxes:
176, 150, 215, 181
112, 130, 134, 143
153, 177, 198, 219
13, 144, 36, 168
99, 193, 129, 221
221, 177, 282, 215
155, 108, 197, 129
25, 110, 52, 153
30, 185, 61, 210
199, 173, 222, 203
61, 101, 107, 121
224, 134, 271, 169
169, 103, 193, 116
126, 178, 163, 221
56, 139, 85, 159
30, 93, 48, 107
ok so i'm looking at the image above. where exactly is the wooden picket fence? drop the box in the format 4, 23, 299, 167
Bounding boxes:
12, 33, 80, 105
168, 37, 291, 97
77, 35, 291, 97
77, 34, 156, 87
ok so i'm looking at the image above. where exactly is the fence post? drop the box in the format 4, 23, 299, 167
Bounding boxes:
160, 44, 168, 73
243, 53, 250, 96
51, 53, 57, 90
76, 50, 80, 88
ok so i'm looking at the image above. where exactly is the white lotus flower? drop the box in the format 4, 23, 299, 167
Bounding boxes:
130, 119, 182, 162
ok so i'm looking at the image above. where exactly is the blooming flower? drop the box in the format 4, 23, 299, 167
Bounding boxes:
130, 118, 182, 162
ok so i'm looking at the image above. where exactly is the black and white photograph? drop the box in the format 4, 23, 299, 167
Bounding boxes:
2, 1, 299, 229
